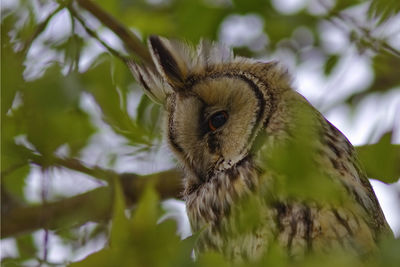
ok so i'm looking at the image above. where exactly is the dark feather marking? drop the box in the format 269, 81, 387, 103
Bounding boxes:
211, 201, 221, 222
333, 209, 354, 236
326, 139, 341, 158
274, 202, 287, 233
287, 206, 297, 250
304, 206, 313, 250
207, 134, 220, 154
149, 36, 184, 86
329, 157, 340, 170
167, 95, 184, 153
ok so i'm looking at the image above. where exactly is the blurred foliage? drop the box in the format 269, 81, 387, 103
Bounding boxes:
266, 107, 350, 204
356, 132, 400, 183
367, 0, 400, 24
1, 0, 400, 266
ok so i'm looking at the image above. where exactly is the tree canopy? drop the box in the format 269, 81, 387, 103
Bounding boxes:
1, 0, 400, 266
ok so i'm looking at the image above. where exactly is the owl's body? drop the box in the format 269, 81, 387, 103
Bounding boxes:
128, 36, 392, 261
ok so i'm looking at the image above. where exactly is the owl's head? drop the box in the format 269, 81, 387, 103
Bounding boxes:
129, 36, 293, 183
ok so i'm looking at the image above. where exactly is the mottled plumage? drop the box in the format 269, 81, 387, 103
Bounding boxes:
128, 36, 392, 261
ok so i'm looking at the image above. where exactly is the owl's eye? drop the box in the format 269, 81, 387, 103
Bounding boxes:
208, 111, 228, 131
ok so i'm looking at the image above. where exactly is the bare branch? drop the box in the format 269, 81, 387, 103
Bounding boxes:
1, 168, 182, 238
2, 187, 112, 238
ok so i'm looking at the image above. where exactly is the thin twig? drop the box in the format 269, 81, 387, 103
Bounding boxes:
29, 154, 113, 183
68, 5, 129, 62
75, 0, 155, 68
319, 0, 400, 58
21, 4, 65, 55
40, 170, 49, 263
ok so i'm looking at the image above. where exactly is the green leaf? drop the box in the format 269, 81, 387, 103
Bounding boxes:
374, 237, 400, 265
82, 55, 150, 145
1, 114, 31, 174
173, 0, 228, 41
368, 0, 400, 24
324, 54, 339, 76
18, 65, 95, 158
356, 132, 400, 183
233, 0, 273, 13
332, 0, 363, 13
265, 105, 348, 204
130, 183, 159, 232
2, 164, 30, 202
16, 234, 38, 261
72, 180, 193, 266
136, 94, 162, 140
195, 252, 230, 267
371, 54, 400, 93
1, 16, 25, 121
110, 178, 131, 248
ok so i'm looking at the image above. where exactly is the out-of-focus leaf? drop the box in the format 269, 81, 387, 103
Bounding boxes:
1, 115, 31, 173
53, 34, 84, 72
265, 106, 348, 204
345, 55, 400, 105
2, 165, 30, 201
111, 57, 132, 99
82, 55, 151, 145
173, 0, 228, 41
233, 0, 273, 13
265, 13, 318, 49
196, 252, 230, 267
96, 0, 119, 18
19, 65, 95, 157
371, 54, 400, 92
10, 2, 37, 44
122, 7, 175, 37
368, 0, 400, 24
332, 0, 363, 13
110, 178, 131, 247
136, 94, 162, 140
356, 132, 400, 183
373, 237, 400, 265
1, 16, 25, 120
73, 181, 194, 267
324, 54, 339, 76
16, 234, 38, 261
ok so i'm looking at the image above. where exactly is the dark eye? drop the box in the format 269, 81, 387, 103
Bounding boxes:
208, 111, 228, 131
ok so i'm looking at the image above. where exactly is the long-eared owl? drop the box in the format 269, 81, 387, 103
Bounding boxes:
128, 36, 392, 261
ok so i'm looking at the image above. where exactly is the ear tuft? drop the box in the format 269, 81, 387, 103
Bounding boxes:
127, 59, 171, 105
149, 36, 186, 89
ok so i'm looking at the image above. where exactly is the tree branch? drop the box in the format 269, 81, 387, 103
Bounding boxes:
68, 5, 129, 62
1, 168, 182, 238
319, 0, 400, 58
21, 4, 65, 54
75, 0, 155, 68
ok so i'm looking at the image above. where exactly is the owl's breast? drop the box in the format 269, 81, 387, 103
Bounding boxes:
184, 156, 275, 260
183, 156, 380, 261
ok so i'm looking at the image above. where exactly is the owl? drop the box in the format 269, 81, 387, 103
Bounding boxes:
128, 36, 392, 262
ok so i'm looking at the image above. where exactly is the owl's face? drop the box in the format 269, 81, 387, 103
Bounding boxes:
129, 36, 292, 184
169, 76, 265, 180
